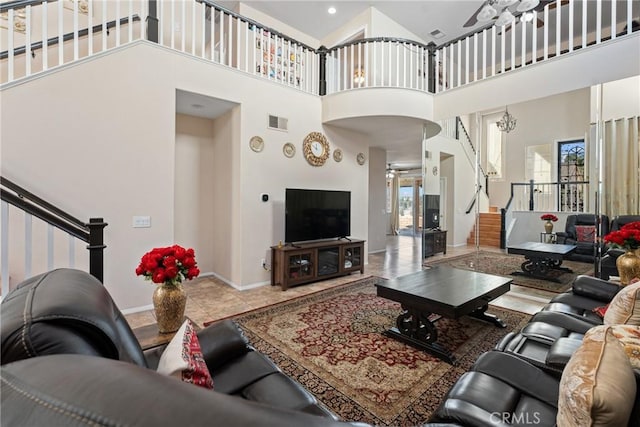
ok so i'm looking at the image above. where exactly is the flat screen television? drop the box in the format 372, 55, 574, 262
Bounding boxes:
285, 189, 351, 243
424, 194, 440, 230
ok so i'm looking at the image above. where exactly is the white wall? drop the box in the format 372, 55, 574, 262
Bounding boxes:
368, 147, 387, 253
1, 41, 369, 310
597, 75, 640, 121
484, 88, 591, 210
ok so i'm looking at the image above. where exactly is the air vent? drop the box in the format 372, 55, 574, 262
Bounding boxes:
268, 115, 288, 131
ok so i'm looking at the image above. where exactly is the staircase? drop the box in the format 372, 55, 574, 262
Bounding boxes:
466, 207, 501, 248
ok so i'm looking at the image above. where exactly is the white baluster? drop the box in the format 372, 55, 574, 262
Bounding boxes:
88, 0, 93, 55
596, 0, 602, 43
544, 5, 549, 59
25, 6, 32, 76
556, 0, 561, 56
191, 0, 196, 55
116, 0, 121, 47
568, 0, 574, 52
58, 0, 64, 65
611, 0, 616, 40
1, 201, 9, 298
68, 234, 75, 269
42, 2, 48, 70
532, 11, 537, 63
47, 224, 54, 271
25, 214, 32, 279
582, 0, 587, 48
128, 0, 133, 43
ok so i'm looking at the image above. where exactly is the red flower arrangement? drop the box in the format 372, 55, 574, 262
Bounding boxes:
136, 245, 200, 286
540, 214, 558, 222
604, 221, 640, 251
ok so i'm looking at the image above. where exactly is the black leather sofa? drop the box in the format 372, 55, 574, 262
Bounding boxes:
427, 273, 640, 426
601, 215, 640, 280
556, 214, 610, 263
0, 268, 347, 425
1, 354, 356, 427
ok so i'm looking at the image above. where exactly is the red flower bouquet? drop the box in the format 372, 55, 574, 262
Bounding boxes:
136, 245, 200, 286
604, 222, 640, 251
540, 214, 558, 222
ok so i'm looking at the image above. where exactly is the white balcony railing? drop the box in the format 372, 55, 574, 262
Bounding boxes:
434, 0, 638, 93
1, 0, 637, 92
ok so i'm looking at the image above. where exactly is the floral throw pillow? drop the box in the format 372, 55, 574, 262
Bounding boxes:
609, 324, 640, 369
557, 326, 635, 427
157, 319, 214, 389
575, 225, 596, 243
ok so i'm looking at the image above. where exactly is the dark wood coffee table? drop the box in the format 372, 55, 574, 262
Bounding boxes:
507, 242, 577, 283
376, 266, 511, 365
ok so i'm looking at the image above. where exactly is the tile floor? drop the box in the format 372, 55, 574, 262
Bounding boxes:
126, 236, 556, 329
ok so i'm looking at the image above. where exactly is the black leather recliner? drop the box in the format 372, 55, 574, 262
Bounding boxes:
537, 275, 620, 324
494, 276, 619, 374
556, 214, 610, 263
429, 349, 640, 426
1, 354, 356, 427
601, 215, 640, 280
0, 268, 337, 420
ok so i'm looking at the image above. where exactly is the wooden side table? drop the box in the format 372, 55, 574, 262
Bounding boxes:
132, 317, 198, 351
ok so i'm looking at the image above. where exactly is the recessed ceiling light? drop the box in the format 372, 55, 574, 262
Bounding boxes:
191, 104, 204, 109
328, 7, 336, 14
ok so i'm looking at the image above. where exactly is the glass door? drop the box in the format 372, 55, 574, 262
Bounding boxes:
398, 177, 423, 236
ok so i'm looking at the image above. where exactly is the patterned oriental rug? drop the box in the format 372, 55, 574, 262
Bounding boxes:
425, 250, 594, 293
233, 277, 531, 426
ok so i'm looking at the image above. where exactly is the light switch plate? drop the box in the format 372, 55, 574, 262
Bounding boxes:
132, 216, 151, 228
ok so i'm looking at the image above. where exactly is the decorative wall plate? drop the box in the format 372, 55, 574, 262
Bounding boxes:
432, 166, 439, 175
283, 142, 296, 158
356, 152, 366, 165
333, 149, 343, 162
303, 132, 330, 166
249, 136, 264, 152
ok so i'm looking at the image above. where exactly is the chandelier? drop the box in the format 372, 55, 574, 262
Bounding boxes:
496, 107, 517, 133
477, 0, 540, 27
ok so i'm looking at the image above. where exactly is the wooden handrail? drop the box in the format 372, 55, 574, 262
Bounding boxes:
1, 176, 107, 282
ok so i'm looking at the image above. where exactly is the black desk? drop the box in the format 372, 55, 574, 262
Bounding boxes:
376, 266, 511, 365
507, 242, 576, 282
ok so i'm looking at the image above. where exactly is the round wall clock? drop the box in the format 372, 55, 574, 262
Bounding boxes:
333, 149, 343, 162
283, 142, 296, 158
303, 132, 330, 166
356, 152, 366, 165
249, 136, 264, 152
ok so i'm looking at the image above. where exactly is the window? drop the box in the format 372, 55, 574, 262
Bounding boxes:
558, 140, 586, 212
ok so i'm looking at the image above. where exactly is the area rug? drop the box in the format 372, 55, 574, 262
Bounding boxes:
425, 251, 594, 293
233, 277, 531, 426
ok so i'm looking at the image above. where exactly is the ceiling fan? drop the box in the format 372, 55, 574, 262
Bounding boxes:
463, 0, 566, 29
386, 164, 410, 176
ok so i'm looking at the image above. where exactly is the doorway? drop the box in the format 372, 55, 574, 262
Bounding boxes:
398, 177, 423, 236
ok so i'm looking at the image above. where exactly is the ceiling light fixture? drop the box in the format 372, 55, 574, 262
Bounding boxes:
495, 9, 516, 26
520, 11, 535, 23
327, 7, 336, 15
473, 0, 541, 28
353, 69, 365, 85
516, 0, 540, 13
496, 107, 517, 133
476, 4, 498, 22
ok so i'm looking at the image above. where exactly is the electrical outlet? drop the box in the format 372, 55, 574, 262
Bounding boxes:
261, 258, 266, 268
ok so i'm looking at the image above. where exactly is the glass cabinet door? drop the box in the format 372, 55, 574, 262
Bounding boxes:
344, 245, 362, 269
288, 252, 313, 281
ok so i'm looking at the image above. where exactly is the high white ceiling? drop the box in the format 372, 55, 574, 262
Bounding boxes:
218, 1, 489, 46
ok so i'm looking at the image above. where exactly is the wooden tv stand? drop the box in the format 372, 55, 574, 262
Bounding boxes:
270, 239, 365, 290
